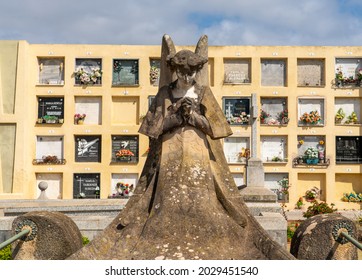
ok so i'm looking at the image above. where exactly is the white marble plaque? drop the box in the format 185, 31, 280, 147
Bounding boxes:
75, 97, 102, 125
297, 59, 324, 86
224, 59, 250, 84
335, 98, 361, 124
298, 98, 324, 125
38, 58, 64, 85
261, 136, 287, 162
297, 135, 325, 156
261, 98, 287, 121
36, 136, 63, 160
223, 137, 249, 163
36, 173, 62, 199
111, 173, 138, 196
261, 59, 286, 86
335, 58, 362, 79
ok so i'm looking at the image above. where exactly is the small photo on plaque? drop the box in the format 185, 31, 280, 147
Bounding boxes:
112, 59, 139, 86
37, 97, 64, 124
38, 57, 64, 85
73, 173, 100, 199
222, 97, 250, 125
75, 135, 101, 162
111, 135, 139, 163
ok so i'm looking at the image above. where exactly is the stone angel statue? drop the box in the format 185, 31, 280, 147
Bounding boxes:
70, 35, 294, 260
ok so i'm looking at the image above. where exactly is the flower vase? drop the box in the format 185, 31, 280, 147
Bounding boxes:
306, 158, 318, 164
77, 119, 84, 125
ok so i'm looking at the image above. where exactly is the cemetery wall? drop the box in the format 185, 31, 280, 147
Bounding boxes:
1, 41, 362, 210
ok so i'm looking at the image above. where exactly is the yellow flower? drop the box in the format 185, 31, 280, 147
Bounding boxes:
319, 140, 324, 145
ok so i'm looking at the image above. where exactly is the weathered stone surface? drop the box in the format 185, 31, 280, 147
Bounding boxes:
12, 211, 83, 260
290, 213, 358, 260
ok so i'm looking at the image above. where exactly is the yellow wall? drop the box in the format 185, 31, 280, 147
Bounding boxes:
0, 41, 361, 210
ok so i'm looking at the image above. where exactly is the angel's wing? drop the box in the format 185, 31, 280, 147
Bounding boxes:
159, 34, 176, 89
195, 35, 209, 87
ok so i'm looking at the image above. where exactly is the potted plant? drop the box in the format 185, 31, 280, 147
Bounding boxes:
305, 187, 319, 202
300, 111, 321, 125
304, 147, 319, 164
345, 111, 358, 124
335, 108, 345, 124
43, 115, 58, 124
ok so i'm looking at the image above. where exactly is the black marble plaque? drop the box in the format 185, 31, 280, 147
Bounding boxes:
75, 58, 102, 85
75, 135, 101, 162
112, 135, 139, 163
38, 97, 64, 122
336, 136, 361, 163
73, 173, 100, 199
112, 59, 139, 85
223, 98, 250, 125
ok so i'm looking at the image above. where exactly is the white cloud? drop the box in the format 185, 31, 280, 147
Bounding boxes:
1, 0, 362, 45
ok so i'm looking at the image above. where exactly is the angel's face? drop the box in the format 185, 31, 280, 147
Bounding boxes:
176, 67, 196, 86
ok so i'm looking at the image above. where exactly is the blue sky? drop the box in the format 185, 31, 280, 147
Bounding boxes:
1, 0, 362, 46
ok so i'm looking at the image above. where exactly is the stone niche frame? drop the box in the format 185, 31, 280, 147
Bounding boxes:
37, 57, 65, 85
111, 96, 140, 125
34, 136, 65, 165
334, 57, 362, 88
36, 173, 63, 199
260, 135, 288, 163
223, 137, 250, 164
110, 173, 139, 197
74, 96, 102, 125
37, 97, 64, 124
336, 136, 362, 164
265, 173, 289, 202
74, 58, 102, 85
73, 173, 100, 199
297, 97, 325, 126
222, 97, 251, 125
261, 58, 287, 87
334, 97, 361, 125
297, 135, 326, 164
111, 135, 139, 164
149, 58, 160, 86
297, 58, 325, 87
223, 58, 251, 84
260, 97, 289, 126
112, 59, 139, 86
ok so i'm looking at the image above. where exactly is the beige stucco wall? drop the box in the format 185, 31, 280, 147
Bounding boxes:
0, 41, 361, 210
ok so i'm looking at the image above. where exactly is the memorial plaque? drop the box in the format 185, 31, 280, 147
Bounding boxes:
260, 98, 287, 124
298, 98, 324, 125
297, 59, 324, 86
150, 59, 160, 86
38, 57, 64, 85
111, 135, 139, 163
38, 97, 64, 123
223, 137, 249, 164
111, 173, 138, 196
335, 58, 362, 79
336, 136, 362, 163
73, 173, 100, 199
265, 173, 289, 202
224, 59, 251, 84
297, 136, 325, 156
335, 98, 361, 124
75, 58, 102, 85
75, 97, 102, 125
36, 173, 62, 199
112, 59, 139, 85
261, 136, 287, 162
36, 136, 64, 163
75, 135, 101, 162
223, 98, 250, 125
261, 59, 286, 86
232, 173, 244, 188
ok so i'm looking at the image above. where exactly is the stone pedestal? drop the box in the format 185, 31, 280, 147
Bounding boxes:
240, 157, 287, 248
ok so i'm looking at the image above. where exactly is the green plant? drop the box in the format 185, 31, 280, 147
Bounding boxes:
304, 147, 318, 159
345, 111, 358, 124
82, 236, 90, 246
0, 245, 12, 260
296, 197, 304, 209
271, 156, 283, 162
335, 108, 345, 122
43, 115, 58, 121
287, 226, 295, 241
278, 177, 290, 195
303, 200, 337, 218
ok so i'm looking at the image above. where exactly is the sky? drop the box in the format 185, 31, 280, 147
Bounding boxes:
1, 0, 362, 46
